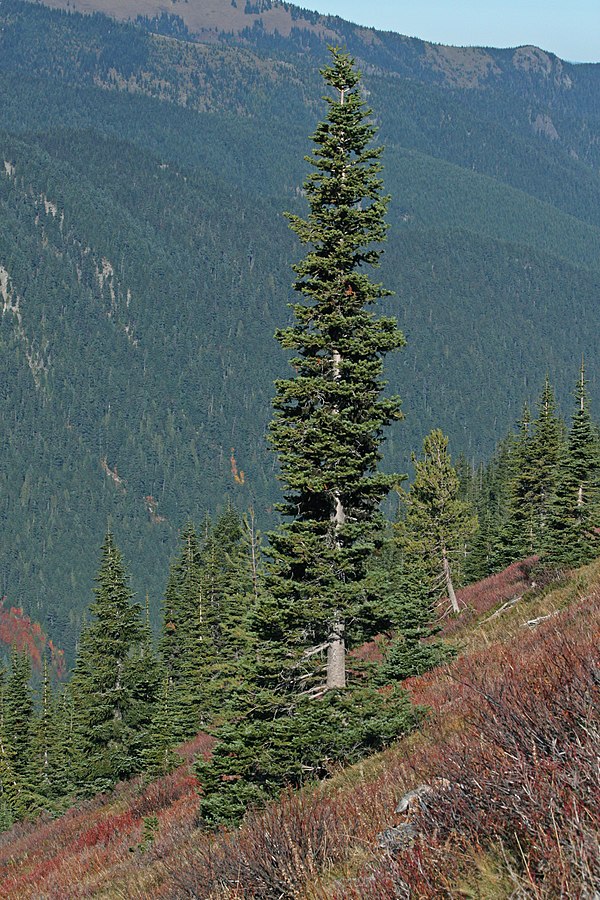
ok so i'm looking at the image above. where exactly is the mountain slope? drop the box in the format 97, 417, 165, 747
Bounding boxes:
1, 0, 600, 654
1, 558, 597, 897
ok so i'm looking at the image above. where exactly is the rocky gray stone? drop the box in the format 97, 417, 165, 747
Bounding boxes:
394, 784, 434, 815
376, 822, 418, 852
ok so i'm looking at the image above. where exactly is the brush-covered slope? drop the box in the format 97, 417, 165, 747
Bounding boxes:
1, 559, 597, 897
1, 0, 600, 653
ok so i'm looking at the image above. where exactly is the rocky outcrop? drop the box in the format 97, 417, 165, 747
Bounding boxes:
377, 779, 452, 853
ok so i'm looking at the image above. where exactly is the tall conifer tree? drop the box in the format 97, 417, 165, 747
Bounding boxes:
197, 50, 419, 826
268, 47, 405, 691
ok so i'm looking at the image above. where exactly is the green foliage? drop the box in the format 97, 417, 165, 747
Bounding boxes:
142, 677, 182, 779
498, 380, 566, 563
0, 651, 52, 823
159, 523, 207, 742
198, 684, 420, 827
197, 49, 416, 827
30, 658, 62, 807
399, 430, 478, 612
543, 364, 600, 566
460, 435, 517, 581
70, 533, 157, 793
462, 367, 600, 581
370, 541, 455, 683
1, 1, 600, 648
158, 509, 257, 745
4, 649, 34, 779
199, 505, 257, 721
139, 814, 159, 852
268, 47, 405, 664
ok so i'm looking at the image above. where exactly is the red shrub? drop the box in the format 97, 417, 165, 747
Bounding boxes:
440, 557, 537, 636
0, 571, 597, 899
0, 596, 66, 676
71, 811, 138, 852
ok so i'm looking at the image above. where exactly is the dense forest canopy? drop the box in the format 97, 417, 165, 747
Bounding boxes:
0, 0, 599, 658
0, 15, 598, 896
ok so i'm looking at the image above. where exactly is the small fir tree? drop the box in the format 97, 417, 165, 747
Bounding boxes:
199, 504, 256, 721
2, 649, 44, 819
70, 532, 147, 793
159, 522, 207, 740
400, 430, 478, 614
495, 406, 537, 563
4, 648, 34, 779
544, 362, 600, 566
499, 380, 565, 562
370, 538, 454, 683
126, 595, 161, 769
143, 677, 183, 778
529, 377, 565, 537
0, 662, 19, 828
462, 434, 518, 580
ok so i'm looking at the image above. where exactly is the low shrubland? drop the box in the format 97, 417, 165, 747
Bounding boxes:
0, 561, 597, 898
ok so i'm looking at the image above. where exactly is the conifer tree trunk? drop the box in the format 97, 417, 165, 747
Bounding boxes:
326, 619, 345, 688
328, 340, 346, 687
442, 546, 460, 614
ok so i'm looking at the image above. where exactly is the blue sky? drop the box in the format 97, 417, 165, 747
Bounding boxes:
308, 1, 600, 63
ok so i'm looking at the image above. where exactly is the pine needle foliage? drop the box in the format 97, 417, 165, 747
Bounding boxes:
399, 429, 477, 615
267, 46, 405, 682
197, 49, 417, 827
159, 522, 207, 741
543, 362, 600, 566
70, 532, 150, 793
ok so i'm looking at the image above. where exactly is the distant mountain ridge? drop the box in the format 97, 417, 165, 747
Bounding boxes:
34, 0, 336, 38
1, 0, 600, 658
28, 0, 592, 94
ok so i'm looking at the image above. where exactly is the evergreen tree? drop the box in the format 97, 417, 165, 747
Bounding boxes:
529, 377, 565, 537
370, 536, 454, 683
4, 649, 34, 779
127, 595, 161, 770
499, 380, 565, 562
267, 46, 405, 691
25, 657, 74, 813
462, 434, 518, 580
201, 503, 246, 656
143, 676, 183, 778
496, 404, 538, 563
241, 506, 263, 609
197, 49, 418, 827
159, 522, 207, 741
70, 532, 147, 793
200, 504, 256, 720
30, 657, 53, 802
543, 362, 600, 566
400, 430, 478, 614
0, 661, 19, 829
1, 649, 44, 819
44, 684, 77, 806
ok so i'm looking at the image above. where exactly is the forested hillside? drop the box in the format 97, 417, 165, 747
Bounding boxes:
1, 0, 600, 655
0, 31, 598, 894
